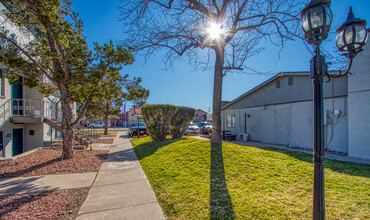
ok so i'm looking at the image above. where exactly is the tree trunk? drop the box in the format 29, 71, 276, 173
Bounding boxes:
210, 44, 225, 145
60, 84, 74, 159
104, 103, 109, 135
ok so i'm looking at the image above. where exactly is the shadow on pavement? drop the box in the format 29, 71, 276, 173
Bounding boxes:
105, 148, 139, 162
0, 176, 57, 196
210, 143, 235, 219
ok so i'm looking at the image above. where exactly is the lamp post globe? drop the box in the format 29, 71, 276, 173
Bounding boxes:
301, 0, 333, 46
336, 7, 368, 59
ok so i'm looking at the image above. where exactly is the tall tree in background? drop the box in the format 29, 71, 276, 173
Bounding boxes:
123, 77, 150, 107
120, 0, 301, 144
86, 41, 133, 135
0, 0, 133, 158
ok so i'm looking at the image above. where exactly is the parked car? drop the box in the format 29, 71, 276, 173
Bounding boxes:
80, 120, 90, 128
128, 122, 147, 137
89, 121, 105, 128
196, 122, 207, 128
201, 122, 212, 134
185, 123, 200, 135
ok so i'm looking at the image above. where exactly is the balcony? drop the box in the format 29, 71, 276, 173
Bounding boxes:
0, 98, 61, 125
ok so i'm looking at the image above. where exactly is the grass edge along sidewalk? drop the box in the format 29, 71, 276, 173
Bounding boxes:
131, 137, 370, 219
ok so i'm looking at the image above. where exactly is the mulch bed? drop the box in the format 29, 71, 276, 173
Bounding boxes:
0, 149, 108, 178
91, 138, 114, 144
0, 188, 89, 220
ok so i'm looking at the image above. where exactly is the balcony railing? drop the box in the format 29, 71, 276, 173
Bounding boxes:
0, 98, 61, 126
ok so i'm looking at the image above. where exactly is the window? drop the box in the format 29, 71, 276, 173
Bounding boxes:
288, 77, 293, 86
0, 69, 4, 96
227, 114, 235, 128
276, 80, 280, 88
0, 131, 3, 157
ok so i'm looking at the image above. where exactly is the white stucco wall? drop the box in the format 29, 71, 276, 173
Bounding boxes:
24, 124, 44, 151
223, 96, 348, 153
347, 33, 370, 160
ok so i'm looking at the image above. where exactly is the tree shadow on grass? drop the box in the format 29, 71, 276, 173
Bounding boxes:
133, 138, 186, 160
250, 146, 370, 178
210, 143, 235, 219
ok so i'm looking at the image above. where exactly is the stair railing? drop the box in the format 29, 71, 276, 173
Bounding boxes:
0, 99, 12, 127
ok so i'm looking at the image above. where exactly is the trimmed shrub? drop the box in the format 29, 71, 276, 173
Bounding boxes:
141, 104, 177, 142
170, 106, 196, 139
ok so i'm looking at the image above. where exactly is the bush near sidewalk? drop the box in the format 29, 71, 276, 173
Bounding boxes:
141, 104, 195, 141
170, 106, 195, 139
131, 137, 370, 219
141, 104, 177, 141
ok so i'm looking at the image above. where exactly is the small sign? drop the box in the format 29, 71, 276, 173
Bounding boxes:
6, 133, 11, 137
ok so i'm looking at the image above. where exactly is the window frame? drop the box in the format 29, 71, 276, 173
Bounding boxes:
288, 77, 294, 86
276, 80, 281, 88
226, 114, 236, 128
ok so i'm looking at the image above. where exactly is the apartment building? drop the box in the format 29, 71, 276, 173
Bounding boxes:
0, 3, 61, 158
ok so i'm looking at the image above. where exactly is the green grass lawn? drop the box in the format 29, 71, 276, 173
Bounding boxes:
131, 137, 370, 219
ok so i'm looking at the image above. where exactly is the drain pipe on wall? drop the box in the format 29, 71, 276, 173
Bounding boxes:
244, 113, 247, 134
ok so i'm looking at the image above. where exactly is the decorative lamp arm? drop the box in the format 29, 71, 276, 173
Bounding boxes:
325, 58, 353, 82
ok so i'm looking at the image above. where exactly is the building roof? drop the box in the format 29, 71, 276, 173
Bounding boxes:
221, 71, 312, 110
196, 109, 208, 114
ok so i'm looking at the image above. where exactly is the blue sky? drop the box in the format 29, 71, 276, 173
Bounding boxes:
71, 0, 370, 112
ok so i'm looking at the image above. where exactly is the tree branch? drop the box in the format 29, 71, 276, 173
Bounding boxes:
0, 32, 56, 84
72, 92, 94, 128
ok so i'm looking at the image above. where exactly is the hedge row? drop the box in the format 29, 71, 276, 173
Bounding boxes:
141, 104, 195, 141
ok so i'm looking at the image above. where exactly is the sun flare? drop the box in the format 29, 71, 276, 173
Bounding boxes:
208, 22, 224, 39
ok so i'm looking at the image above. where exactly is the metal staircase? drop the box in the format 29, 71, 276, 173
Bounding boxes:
0, 99, 12, 126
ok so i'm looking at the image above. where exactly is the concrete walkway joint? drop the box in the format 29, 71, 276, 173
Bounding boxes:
76, 130, 165, 220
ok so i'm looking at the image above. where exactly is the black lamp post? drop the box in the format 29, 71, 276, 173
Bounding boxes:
300, 1, 367, 219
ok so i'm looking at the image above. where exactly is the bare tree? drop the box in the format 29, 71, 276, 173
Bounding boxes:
120, 0, 302, 144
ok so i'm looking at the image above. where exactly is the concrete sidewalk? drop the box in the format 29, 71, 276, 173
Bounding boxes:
76, 131, 165, 220
0, 172, 96, 196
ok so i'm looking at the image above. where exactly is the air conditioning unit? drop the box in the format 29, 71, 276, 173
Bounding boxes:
34, 110, 41, 118
239, 133, 249, 141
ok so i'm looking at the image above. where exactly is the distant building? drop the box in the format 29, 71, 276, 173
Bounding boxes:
193, 109, 208, 123
126, 108, 143, 125
221, 33, 370, 160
